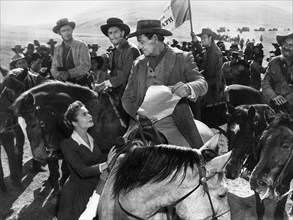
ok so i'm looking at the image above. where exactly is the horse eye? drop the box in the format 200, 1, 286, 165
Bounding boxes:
40, 121, 46, 128
281, 144, 290, 150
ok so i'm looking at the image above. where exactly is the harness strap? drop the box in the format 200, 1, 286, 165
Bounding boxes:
274, 144, 293, 192
105, 92, 127, 128
254, 190, 265, 220
118, 198, 145, 220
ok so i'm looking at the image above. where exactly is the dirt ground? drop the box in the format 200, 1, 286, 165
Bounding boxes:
1, 138, 293, 220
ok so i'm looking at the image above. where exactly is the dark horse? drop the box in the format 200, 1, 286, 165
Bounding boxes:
250, 113, 293, 220
0, 68, 44, 191
225, 104, 275, 179
10, 81, 128, 163
192, 84, 262, 128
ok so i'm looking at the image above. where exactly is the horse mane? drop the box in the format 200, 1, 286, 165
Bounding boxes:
260, 113, 293, 144
13, 81, 97, 110
112, 144, 202, 198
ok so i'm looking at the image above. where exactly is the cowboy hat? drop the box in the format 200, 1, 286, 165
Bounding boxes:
9, 54, 27, 68
276, 32, 293, 46
101, 18, 130, 37
91, 56, 104, 70
127, 20, 172, 38
196, 28, 217, 38
26, 43, 35, 50
47, 39, 57, 45
53, 18, 76, 34
11, 45, 25, 52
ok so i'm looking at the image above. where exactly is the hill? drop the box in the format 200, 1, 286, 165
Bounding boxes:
0, 1, 292, 76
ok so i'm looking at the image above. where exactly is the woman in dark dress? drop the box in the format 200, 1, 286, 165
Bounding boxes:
58, 101, 116, 220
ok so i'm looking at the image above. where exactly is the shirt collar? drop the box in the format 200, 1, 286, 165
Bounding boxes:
71, 130, 94, 152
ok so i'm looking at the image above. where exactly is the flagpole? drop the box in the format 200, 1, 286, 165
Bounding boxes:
188, 0, 193, 33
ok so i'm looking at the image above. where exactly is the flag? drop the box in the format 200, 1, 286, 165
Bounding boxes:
159, 0, 190, 31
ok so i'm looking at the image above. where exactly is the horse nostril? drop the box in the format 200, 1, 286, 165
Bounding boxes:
219, 190, 228, 199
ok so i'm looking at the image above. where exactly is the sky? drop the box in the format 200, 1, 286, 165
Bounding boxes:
1, 0, 292, 26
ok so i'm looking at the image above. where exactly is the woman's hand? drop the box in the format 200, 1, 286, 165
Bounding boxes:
106, 146, 117, 167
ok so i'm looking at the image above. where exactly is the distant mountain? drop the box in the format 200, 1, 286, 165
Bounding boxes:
73, 1, 292, 34
0, 1, 292, 68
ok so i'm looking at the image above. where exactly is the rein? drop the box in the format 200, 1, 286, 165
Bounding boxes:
274, 132, 293, 202
103, 90, 127, 128
21, 104, 61, 158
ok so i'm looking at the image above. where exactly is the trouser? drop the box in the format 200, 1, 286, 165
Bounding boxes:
13, 124, 25, 174
0, 131, 21, 181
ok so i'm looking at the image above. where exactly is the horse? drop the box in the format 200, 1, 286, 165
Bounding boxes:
0, 68, 44, 191
192, 84, 262, 128
98, 144, 232, 220
225, 104, 275, 180
10, 81, 217, 161
250, 113, 293, 220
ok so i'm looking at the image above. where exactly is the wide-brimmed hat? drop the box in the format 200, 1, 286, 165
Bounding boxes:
276, 32, 293, 46
91, 56, 104, 70
196, 28, 217, 38
53, 18, 76, 33
47, 39, 57, 45
26, 43, 34, 50
101, 18, 130, 37
9, 53, 26, 67
127, 20, 172, 38
11, 45, 25, 52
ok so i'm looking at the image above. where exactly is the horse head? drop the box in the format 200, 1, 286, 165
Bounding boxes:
0, 68, 40, 133
11, 81, 128, 161
250, 113, 293, 201
226, 104, 275, 179
11, 85, 73, 161
99, 145, 231, 220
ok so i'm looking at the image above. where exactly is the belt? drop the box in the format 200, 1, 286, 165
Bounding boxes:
205, 100, 227, 108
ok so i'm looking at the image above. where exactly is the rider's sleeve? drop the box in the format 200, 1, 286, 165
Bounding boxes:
183, 52, 208, 98
122, 61, 141, 119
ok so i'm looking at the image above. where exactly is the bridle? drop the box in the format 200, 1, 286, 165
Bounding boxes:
229, 116, 261, 173
20, 104, 62, 158
34, 105, 61, 158
270, 126, 293, 202
118, 155, 229, 220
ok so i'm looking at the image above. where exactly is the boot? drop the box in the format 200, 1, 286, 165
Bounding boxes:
16, 154, 23, 177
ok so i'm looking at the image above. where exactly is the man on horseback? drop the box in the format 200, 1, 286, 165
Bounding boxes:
95, 18, 140, 92
262, 32, 293, 115
122, 20, 208, 149
51, 18, 91, 85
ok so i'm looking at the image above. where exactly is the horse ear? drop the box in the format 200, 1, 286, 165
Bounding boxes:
264, 105, 275, 124
24, 93, 35, 107
206, 151, 232, 172
6, 88, 16, 102
248, 106, 256, 119
227, 103, 235, 115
